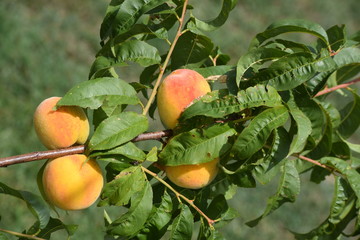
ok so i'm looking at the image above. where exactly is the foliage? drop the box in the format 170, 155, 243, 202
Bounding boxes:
1, 0, 360, 239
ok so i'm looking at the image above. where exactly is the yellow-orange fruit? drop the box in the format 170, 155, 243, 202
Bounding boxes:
42, 154, 103, 210
33, 97, 89, 149
157, 69, 211, 129
165, 158, 219, 189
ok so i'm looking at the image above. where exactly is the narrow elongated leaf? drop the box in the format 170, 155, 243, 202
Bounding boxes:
170, 204, 194, 240
332, 47, 360, 74
287, 93, 312, 155
247, 159, 300, 227
99, 166, 145, 207
100, 0, 167, 40
329, 177, 353, 225
254, 127, 291, 185
338, 90, 360, 139
180, 85, 282, 121
249, 19, 329, 50
91, 142, 146, 161
236, 47, 288, 86
188, 0, 238, 32
320, 157, 360, 206
159, 124, 236, 166
107, 181, 153, 237
89, 112, 148, 151
0, 182, 50, 229
58, 77, 139, 109
26, 217, 78, 239
250, 52, 336, 91
137, 189, 173, 239
232, 106, 289, 160
171, 31, 214, 69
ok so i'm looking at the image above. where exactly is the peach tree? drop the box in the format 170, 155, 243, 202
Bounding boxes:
1, 0, 360, 239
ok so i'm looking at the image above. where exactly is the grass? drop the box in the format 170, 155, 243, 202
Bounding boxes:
0, 0, 359, 239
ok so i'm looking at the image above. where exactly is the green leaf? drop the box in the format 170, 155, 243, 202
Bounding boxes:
320, 157, 360, 206
89, 56, 120, 79
159, 124, 236, 166
332, 47, 360, 76
232, 106, 289, 160
254, 127, 291, 185
99, 166, 146, 207
180, 85, 282, 121
26, 217, 78, 239
338, 90, 360, 139
100, 0, 168, 40
0, 182, 50, 229
58, 77, 139, 109
249, 52, 336, 91
287, 93, 312, 154
171, 31, 214, 69
249, 19, 329, 50
188, 0, 238, 32
91, 142, 146, 162
236, 47, 288, 87
89, 112, 148, 151
107, 181, 153, 237
111, 39, 162, 67
247, 159, 300, 227
169, 204, 194, 240
206, 194, 238, 227
137, 189, 173, 239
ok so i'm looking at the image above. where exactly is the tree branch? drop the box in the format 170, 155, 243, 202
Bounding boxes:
0, 130, 173, 167
315, 77, 360, 97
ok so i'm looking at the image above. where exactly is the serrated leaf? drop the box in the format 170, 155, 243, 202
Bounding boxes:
320, 157, 360, 206
100, 0, 167, 40
180, 85, 282, 121
159, 124, 236, 166
170, 204, 194, 240
249, 19, 329, 50
112, 39, 162, 67
91, 142, 146, 162
329, 177, 353, 225
249, 52, 336, 91
188, 0, 238, 32
99, 166, 145, 207
236, 47, 288, 87
287, 93, 312, 155
107, 181, 153, 237
89, 112, 148, 151
254, 127, 291, 185
137, 189, 173, 239
232, 106, 289, 160
338, 90, 360, 139
247, 159, 300, 227
171, 31, 214, 69
58, 77, 139, 109
0, 182, 50, 229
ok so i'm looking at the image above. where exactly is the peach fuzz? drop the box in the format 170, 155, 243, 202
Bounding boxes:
157, 69, 211, 129
164, 158, 219, 189
33, 96, 89, 149
42, 154, 103, 210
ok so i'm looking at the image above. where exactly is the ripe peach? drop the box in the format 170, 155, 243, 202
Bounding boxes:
42, 154, 103, 210
157, 69, 211, 129
164, 158, 219, 189
33, 97, 89, 149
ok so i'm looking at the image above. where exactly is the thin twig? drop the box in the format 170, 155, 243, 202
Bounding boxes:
141, 166, 216, 228
0, 130, 173, 167
0, 228, 46, 240
315, 77, 360, 97
142, 0, 189, 116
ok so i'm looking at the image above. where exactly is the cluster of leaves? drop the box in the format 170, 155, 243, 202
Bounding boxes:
1, 0, 360, 239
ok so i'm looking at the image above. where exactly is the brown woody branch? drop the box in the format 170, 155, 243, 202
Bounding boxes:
315, 77, 360, 97
0, 130, 173, 168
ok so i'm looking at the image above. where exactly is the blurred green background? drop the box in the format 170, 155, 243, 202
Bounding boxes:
0, 0, 359, 239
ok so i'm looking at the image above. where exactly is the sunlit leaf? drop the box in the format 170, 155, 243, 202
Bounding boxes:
232, 106, 289, 160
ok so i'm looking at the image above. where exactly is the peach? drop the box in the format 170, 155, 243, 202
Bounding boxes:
42, 154, 103, 210
164, 158, 219, 189
157, 69, 211, 129
33, 97, 89, 149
